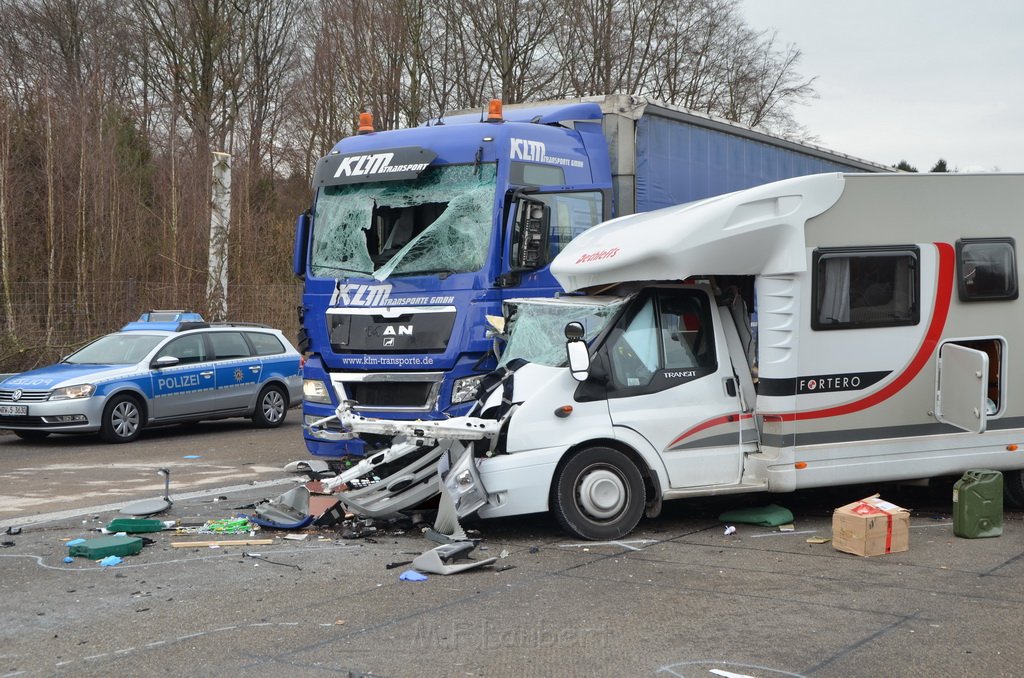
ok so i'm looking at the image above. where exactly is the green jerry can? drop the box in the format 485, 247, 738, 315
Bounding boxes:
953, 469, 1003, 538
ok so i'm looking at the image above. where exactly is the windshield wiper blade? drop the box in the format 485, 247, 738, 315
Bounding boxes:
313, 264, 374, 276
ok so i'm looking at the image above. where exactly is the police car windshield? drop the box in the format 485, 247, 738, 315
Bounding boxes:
498, 297, 625, 368
310, 163, 497, 280
65, 333, 166, 365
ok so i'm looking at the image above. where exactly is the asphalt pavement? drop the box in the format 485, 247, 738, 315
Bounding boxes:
0, 423, 1022, 677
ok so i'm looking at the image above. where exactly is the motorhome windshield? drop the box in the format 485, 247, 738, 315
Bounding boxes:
310, 163, 498, 280
498, 298, 626, 368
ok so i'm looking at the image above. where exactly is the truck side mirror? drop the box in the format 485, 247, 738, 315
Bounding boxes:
293, 212, 311, 277
511, 198, 550, 271
565, 321, 590, 382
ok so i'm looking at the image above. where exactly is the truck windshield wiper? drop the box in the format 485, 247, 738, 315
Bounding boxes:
313, 264, 374, 276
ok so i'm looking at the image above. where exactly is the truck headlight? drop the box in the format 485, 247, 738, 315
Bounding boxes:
303, 379, 332, 404
450, 375, 484, 405
49, 384, 95, 400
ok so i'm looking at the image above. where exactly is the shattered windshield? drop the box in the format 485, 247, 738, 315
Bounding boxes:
498, 298, 626, 368
310, 163, 498, 280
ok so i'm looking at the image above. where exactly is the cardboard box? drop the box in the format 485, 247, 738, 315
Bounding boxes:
832, 495, 909, 556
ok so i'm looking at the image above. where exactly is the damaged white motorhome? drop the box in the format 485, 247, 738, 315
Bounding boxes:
304, 172, 1024, 540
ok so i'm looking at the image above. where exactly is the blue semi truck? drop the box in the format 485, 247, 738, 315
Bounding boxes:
293, 93, 889, 459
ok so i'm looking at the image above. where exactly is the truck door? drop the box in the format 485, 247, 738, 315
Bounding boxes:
603, 288, 754, 488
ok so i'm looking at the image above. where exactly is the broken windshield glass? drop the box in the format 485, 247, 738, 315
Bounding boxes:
498, 298, 626, 368
310, 163, 498, 280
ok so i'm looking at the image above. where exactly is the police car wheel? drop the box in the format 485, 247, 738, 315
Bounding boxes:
99, 394, 143, 443
252, 385, 287, 428
552, 446, 645, 541
14, 430, 51, 441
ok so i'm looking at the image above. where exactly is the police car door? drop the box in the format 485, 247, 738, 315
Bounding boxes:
150, 334, 216, 420
208, 331, 262, 412
604, 288, 749, 489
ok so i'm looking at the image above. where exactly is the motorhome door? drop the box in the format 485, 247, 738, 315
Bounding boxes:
603, 288, 753, 488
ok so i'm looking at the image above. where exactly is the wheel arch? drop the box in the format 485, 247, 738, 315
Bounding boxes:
103, 386, 150, 423
549, 437, 661, 512
257, 378, 291, 407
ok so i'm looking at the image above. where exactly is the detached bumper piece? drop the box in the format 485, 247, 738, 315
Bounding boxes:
411, 541, 496, 575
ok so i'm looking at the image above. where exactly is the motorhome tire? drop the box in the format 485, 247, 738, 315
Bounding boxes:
1004, 470, 1024, 509
553, 446, 645, 540
99, 393, 143, 443
252, 384, 287, 428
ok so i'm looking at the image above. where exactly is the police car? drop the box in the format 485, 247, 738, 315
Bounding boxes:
0, 311, 303, 443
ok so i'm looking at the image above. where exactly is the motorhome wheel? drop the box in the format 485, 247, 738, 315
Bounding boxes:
552, 446, 645, 540
1004, 470, 1024, 509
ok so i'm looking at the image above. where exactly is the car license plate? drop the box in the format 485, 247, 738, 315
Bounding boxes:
0, 405, 28, 416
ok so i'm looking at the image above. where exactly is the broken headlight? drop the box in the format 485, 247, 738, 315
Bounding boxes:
450, 375, 483, 405
440, 444, 488, 517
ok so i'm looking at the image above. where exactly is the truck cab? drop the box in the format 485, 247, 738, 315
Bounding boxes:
295, 102, 612, 458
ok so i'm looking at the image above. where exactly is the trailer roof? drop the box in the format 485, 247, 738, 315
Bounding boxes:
550, 173, 847, 292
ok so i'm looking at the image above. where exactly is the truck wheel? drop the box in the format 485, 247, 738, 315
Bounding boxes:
1004, 470, 1024, 509
14, 430, 51, 441
99, 394, 143, 443
552, 446, 645, 540
252, 384, 287, 428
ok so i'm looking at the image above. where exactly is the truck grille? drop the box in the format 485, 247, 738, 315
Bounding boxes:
333, 372, 443, 412
327, 308, 456, 353
346, 381, 435, 409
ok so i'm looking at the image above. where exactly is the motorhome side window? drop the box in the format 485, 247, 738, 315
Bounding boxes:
608, 290, 716, 390
956, 238, 1018, 301
812, 247, 920, 330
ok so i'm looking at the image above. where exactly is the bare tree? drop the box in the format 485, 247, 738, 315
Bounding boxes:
456, 0, 560, 103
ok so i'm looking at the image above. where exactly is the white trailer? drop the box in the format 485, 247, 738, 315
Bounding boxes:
309, 172, 1024, 539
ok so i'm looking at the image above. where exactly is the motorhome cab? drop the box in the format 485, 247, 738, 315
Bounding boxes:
321, 172, 1024, 540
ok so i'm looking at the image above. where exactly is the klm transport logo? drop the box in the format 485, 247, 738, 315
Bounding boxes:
332, 283, 393, 307
510, 138, 584, 168
333, 153, 430, 179
330, 282, 455, 308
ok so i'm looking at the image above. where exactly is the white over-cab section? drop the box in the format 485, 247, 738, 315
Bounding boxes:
325, 172, 1024, 540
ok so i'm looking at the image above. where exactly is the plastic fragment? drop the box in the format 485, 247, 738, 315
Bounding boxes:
63, 556, 74, 564
399, 570, 428, 582
724, 525, 737, 536
65, 539, 86, 547
98, 555, 123, 567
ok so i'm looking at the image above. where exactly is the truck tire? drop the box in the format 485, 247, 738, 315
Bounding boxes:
99, 394, 143, 443
252, 384, 287, 428
1004, 470, 1024, 509
552, 446, 645, 540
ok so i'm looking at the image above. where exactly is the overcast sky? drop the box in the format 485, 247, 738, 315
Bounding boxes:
740, 1, 1024, 172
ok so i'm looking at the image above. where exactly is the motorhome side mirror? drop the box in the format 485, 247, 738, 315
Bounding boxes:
512, 198, 550, 271
293, 212, 311, 277
565, 322, 590, 382
564, 321, 585, 340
